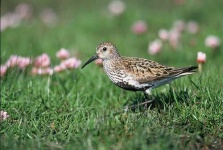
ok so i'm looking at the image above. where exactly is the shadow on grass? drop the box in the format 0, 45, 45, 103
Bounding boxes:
122, 88, 193, 113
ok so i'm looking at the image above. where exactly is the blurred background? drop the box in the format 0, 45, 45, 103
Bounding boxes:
1, 0, 222, 68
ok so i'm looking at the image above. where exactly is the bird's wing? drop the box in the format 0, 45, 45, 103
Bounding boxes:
121, 57, 180, 83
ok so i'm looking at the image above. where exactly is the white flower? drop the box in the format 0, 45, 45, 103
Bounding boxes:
0, 110, 9, 120
197, 52, 206, 63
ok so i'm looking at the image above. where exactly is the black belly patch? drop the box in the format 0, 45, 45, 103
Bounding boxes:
114, 82, 153, 92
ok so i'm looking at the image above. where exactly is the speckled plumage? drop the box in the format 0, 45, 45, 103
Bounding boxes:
82, 41, 197, 95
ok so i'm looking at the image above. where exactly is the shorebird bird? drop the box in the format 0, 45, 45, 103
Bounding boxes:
82, 41, 197, 98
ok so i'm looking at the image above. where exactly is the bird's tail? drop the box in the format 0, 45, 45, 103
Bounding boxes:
176, 66, 198, 77
150, 66, 197, 89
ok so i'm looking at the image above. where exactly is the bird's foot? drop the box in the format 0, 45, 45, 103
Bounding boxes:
124, 98, 155, 112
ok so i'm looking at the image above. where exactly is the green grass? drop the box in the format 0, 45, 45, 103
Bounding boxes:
1, 0, 223, 149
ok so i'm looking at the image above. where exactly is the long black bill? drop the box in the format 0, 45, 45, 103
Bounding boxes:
81, 54, 99, 69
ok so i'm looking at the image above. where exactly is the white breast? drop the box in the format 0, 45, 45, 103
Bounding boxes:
122, 76, 149, 89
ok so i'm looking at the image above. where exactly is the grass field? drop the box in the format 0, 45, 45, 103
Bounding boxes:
1, 0, 223, 149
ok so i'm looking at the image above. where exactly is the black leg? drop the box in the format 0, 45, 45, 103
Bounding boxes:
143, 91, 155, 104
126, 92, 155, 111
143, 91, 149, 99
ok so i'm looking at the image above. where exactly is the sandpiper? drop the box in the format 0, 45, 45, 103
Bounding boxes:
82, 41, 197, 98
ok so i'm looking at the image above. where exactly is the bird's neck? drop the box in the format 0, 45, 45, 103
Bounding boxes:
102, 53, 121, 62
111, 52, 121, 59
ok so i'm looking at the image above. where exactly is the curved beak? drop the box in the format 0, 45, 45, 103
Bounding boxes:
81, 54, 99, 69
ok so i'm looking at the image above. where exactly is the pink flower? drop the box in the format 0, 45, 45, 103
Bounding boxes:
6, 13, 21, 28
0, 65, 7, 77
40, 9, 57, 27
0, 110, 9, 120
168, 29, 181, 49
95, 58, 103, 66
158, 29, 169, 41
197, 52, 206, 64
0, 16, 10, 31
53, 63, 67, 73
61, 57, 81, 69
131, 20, 148, 35
108, 0, 125, 16
17, 57, 32, 69
53, 65, 64, 73
187, 21, 199, 34
56, 48, 70, 60
54, 57, 81, 72
205, 35, 221, 49
34, 53, 50, 68
148, 39, 162, 55
15, 3, 32, 19
32, 67, 53, 75
5, 13, 21, 28
5, 55, 20, 67
172, 20, 185, 32
1, 3, 32, 32
5, 55, 32, 69
0, 11, 23, 32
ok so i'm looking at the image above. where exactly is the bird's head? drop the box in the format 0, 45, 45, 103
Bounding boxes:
81, 41, 120, 69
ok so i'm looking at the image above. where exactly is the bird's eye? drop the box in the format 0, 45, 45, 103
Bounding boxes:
102, 47, 107, 51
